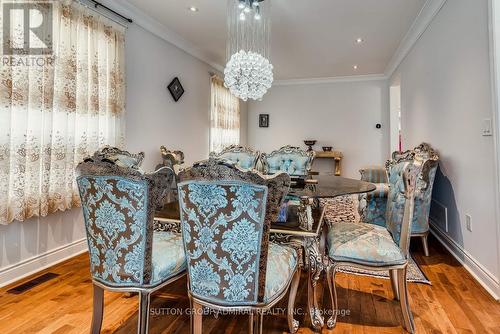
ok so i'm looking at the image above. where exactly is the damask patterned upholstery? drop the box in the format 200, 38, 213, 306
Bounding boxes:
179, 180, 270, 304
327, 221, 405, 266
76, 161, 186, 288
260, 146, 314, 177
326, 163, 420, 266
265, 243, 298, 302
325, 163, 421, 334
179, 158, 291, 276
358, 144, 439, 237
178, 180, 299, 306
386, 143, 439, 236
151, 231, 186, 284
209, 145, 260, 170
358, 166, 389, 227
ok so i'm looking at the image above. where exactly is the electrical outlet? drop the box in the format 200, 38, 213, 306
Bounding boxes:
483, 119, 493, 136
466, 214, 472, 232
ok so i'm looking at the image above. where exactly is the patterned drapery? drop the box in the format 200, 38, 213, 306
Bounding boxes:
210, 76, 240, 153
0, 1, 125, 224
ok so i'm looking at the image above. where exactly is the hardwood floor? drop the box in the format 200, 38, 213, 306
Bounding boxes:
1, 235, 499, 334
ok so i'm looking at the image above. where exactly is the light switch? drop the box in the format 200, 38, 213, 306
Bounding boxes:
483, 119, 493, 136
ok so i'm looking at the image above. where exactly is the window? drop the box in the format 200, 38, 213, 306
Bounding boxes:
209, 76, 240, 152
0, 1, 125, 224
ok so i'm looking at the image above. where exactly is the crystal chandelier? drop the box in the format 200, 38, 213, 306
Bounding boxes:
224, 0, 273, 101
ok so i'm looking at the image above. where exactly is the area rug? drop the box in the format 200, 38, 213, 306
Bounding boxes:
337, 256, 431, 285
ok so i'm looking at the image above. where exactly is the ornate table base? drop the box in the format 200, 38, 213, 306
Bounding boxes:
305, 235, 325, 330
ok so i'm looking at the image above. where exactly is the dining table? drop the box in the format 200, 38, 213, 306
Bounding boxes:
154, 174, 376, 331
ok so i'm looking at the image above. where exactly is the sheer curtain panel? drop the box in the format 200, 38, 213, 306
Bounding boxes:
210, 76, 240, 153
0, 0, 125, 224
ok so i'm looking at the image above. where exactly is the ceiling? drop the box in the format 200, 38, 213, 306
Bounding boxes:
125, 0, 428, 80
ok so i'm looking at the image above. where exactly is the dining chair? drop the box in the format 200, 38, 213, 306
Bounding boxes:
178, 180, 300, 334
89, 145, 145, 170
325, 162, 422, 333
357, 143, 439, 256
76, 160, 186, 334
358, 165, 389, 227
153, 147, 186, 208
388, 143, 439, 256
209, 144, 260, 170
260, 145, 314, 177
178, 159, 301, 334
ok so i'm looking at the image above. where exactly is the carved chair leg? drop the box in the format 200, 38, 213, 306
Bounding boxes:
326, 264, 338, 329
192, 301, 203, 334
389, 269, 400, 300
248, 312, 254, 334
254, 312, 263, 334
397, 267, 415, 333
287, 269, 301, 333
138, 291, 151, 334
90, 284, 104, 334
421, 234, 430, 257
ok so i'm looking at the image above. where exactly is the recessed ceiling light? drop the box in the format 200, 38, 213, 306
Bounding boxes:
353, 65, 358, 70
188, 6, 199, 12
356, 38, 364, 44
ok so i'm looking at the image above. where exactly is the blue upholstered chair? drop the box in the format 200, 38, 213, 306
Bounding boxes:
358, 143, 439, 256
76, 160, 186, 334
178, 160, 300, 334
358, 165, 389, 227
209, 145, 260, 170
260, 145, 314, 177
325, 162, 422, 333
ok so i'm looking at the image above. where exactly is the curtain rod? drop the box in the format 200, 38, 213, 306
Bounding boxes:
88, 0, 133, 23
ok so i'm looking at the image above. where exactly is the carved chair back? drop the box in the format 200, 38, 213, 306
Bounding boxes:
76, 161, 160, 288
160, 146, 185, 168
385, 162, 422, 258
149, 166, 176, 209
386, 143, 439, 234
178, 180, 268, 305
178, 159, 291, 303
260, 145, 315, 177
209, 145, 260, 170
89, 146, 145, 170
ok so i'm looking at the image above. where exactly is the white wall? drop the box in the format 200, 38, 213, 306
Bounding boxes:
125, 24, 247, 171
125, 25, 210, 171
247, 80, 389, 178
391, 0, 500, 296
0, 209, 86, 286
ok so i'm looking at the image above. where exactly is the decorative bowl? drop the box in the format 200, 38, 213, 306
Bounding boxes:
304, 140, 317, 152
322, 146, 333, 152
304, 140, 316, 146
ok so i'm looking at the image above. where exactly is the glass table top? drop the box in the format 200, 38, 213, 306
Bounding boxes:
290, 174, 376, 199
155, 175, 376, 236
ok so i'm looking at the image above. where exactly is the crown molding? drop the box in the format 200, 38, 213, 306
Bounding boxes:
99, 0, 224, 72
274, 74, 387, 86
384, 0, 448, 79
97, 0, 446, 86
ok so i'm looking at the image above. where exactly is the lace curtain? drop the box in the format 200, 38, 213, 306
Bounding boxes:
210, 76, 240, 153
0, 1, 125, 225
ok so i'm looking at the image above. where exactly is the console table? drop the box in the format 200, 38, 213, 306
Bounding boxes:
314, 151, 343, 176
